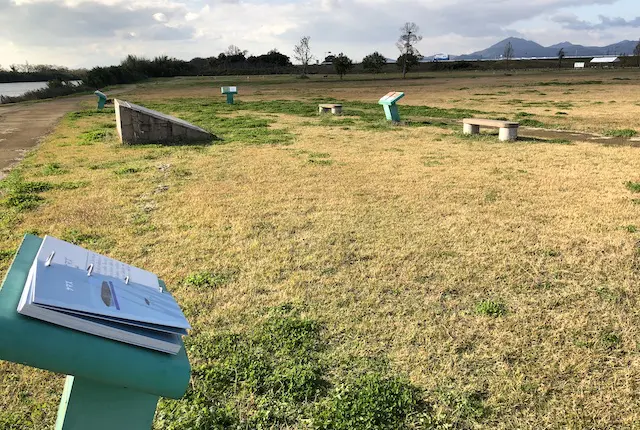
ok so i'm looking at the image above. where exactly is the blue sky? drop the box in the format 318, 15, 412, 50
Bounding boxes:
0, 0, 639, 68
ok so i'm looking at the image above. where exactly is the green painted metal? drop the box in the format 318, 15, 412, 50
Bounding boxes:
378, 91, 405, 122
56, 376, 159, 430
221, 86, 238, 105
0, 235, 191, 429
94, 91, 107, 110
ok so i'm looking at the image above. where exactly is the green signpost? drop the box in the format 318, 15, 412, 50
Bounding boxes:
378, 91, 405, 122
0, 235, 191, 429
221, 86, 238, 104
94, 91, 107, 110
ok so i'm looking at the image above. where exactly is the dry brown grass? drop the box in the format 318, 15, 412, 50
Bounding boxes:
2, 71, 640, 428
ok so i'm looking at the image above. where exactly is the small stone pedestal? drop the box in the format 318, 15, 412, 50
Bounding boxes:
463, 123, 480, 135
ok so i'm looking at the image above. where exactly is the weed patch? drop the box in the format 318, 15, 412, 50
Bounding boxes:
115, 166, 141, 175
41, 163, 67, 176
314, 373, 424, 430
475, 300, 507, 317
605, 129, 638, 138
519, 119, 546, 128
183, 271, 234, 289
625, 182, 640, 193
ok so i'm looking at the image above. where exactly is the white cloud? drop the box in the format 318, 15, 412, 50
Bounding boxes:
153, 12, 168, 22
0, 0, 636, 67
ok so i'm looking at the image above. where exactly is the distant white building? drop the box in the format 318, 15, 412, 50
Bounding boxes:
590, 57, 620, 65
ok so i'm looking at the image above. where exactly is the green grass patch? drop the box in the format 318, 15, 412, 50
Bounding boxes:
625, 181, 640, 193
0, 249, 16, 262
605, 129, 638, 138
114, 166, 141, 175
41, 162, 67, 176
0, 171, 54, 211
183, 271, 234, 289
314, 373, 424, 430
79, 128, 111, 145
475, 300, 507, 317
519, 119, 546, 128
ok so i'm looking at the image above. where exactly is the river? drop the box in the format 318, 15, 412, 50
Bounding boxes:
0, 81, 83, 98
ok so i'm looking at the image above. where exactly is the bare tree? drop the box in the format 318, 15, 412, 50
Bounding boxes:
558, 48, 565, 69
503, 41, 514, 68
634, 39, 640, 68
293, 36, 314, 77
225, 45, 247, 56
397, 22, 422, 79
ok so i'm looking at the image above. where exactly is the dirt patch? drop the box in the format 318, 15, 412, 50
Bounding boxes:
520, 127, 640, 146
0, 87, 134, 179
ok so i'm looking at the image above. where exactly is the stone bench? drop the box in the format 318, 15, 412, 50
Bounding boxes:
463, 118, 519, 141
319, 104, 342, 115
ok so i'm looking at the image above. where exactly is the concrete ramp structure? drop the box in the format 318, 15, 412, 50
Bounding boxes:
115, 99, 216, 144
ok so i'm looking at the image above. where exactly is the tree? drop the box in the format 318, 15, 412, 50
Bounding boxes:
323, 54, 336, 64
396, 53, 420, 75
362, 52, 386, 77
332, 53, 353, 79
558, 48, 565, 69
397, 22, 422, 78
503, 41, 514, 68
225, 45, 247, 56
634, 39, 640, 68
293, 36, 314, 76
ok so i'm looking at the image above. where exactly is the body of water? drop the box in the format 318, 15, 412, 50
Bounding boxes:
0, 80, 83, 98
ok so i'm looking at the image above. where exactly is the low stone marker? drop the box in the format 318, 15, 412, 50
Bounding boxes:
378, 91, 405, 122
463, 118, 519, 141
115, 99, 216, 144
0, 235, 191, 429
94, 90, 107, 110
221, 86, 237, 104
318, 103, 342, 115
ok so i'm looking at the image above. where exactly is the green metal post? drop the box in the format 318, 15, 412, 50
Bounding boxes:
226, 93, 235, 104
94, 91, 107, 110
56, 376, 159, 430
0, 235, 191, 430
388, 105, 400, 122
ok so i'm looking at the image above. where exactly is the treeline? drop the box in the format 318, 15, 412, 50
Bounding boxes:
0, 64, 84, 83
86, 49, 294, 88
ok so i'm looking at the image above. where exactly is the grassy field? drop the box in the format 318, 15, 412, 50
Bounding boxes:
1, 69, 640, 429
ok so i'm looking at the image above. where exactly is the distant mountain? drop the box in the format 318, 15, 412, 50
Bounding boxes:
454, 37, 637, 60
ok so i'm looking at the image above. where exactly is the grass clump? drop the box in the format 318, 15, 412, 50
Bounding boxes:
114, 166, 141, 175
314, 373, 423, 430
519, 118, 546, 128
599, 330, 622, 350
61, 229, 105, 247
475, 300, 507, 317
625, 181, 640, 193
0, 172, 53, 211
0, 249, 15, 262
41, 162, 67, 176
155, 305, 325, 429
605, 129, 638, 138
183, 271, 233, 289
79, 128, 110, 145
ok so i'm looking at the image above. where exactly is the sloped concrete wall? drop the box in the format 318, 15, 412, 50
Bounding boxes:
115, 99, 216, 144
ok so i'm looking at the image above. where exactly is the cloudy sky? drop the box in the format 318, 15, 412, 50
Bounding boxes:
1, 0, 639, 68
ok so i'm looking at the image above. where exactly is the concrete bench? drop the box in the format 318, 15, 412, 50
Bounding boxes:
463, 118, 519, 141
319, 104, 342, 115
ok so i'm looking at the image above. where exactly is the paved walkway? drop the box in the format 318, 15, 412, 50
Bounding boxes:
0, 88, 132, 179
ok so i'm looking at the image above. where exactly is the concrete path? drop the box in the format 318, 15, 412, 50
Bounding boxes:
0, 88, 132, 179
